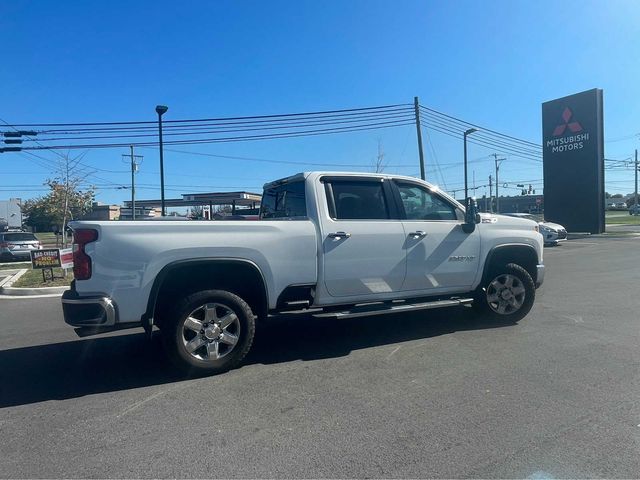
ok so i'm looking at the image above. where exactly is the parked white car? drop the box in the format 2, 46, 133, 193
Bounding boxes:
62, 172, 545, 375
503, 213, 567, 245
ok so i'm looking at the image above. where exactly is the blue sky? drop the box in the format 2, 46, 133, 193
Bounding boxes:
1, 0, 639, 209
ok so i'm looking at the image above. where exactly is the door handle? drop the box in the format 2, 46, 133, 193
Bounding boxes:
328, 231, 351, 239
408, 230, 427, 238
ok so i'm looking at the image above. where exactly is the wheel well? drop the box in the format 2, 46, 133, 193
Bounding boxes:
483, 245, 538, 284
150, 261, 268, 328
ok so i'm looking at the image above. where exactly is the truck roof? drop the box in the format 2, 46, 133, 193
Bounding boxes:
263, 171, 442, 190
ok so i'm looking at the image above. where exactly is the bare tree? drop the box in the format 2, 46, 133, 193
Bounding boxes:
372, 138, 387, 173
189, 205, 204, 219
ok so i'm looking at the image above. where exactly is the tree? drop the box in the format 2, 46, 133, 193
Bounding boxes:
23, 181, 94, 240
371, 139, 387, 173
189, 205, 204, 219
22, 153, 95, 246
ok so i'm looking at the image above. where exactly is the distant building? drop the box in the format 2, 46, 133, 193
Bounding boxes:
477, 194, 544, 214
81, 202, 121, 221
124, 190, 262, 220
0, 198, 23, 229
119, 206, 158, 220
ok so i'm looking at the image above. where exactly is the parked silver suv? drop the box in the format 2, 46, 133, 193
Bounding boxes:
0, 232, 42, 261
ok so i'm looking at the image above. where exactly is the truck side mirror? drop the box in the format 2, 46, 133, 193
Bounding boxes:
462, 197, 479, 233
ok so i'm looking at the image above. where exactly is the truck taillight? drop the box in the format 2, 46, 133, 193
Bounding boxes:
0, 242, 8, 248
73, 229, 98, 280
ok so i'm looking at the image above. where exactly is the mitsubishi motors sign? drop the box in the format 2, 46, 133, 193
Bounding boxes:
542, 88, 605, 233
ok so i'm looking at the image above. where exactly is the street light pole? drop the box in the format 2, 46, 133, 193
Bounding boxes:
155, 105, 168, 217
463, 128, 478, 199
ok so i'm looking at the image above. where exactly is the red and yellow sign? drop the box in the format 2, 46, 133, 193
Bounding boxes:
30, 249, 61, 269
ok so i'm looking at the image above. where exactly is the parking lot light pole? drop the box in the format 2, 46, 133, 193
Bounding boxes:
155, 105, 168, 217
463, 128, 478, 199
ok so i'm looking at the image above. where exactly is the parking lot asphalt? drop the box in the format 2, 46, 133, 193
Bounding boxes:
1, 236, 639, 478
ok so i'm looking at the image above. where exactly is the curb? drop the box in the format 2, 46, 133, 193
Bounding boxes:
0, 269, 67, 296
0, 261, 31, 268
0, 285, 67, 296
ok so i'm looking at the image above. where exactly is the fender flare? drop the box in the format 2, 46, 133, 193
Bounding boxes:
481, 243, 539, 285
141, 258, 268, 331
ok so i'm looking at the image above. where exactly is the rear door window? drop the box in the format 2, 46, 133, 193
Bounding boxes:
261, 181, 307, 219
327, 180, 390, 220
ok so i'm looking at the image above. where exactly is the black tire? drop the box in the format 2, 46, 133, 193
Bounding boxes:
161, 289, 256, 376
473, 263, 535, 322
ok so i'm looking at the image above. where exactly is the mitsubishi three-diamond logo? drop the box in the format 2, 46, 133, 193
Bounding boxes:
553, 107, 583, 136
546, 106, 589, 153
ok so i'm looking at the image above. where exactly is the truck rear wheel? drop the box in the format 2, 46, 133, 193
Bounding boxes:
162, 289, 256, 375
473, 263, 535, 322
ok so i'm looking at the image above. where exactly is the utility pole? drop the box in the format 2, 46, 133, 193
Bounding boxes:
493, 153, 506, 213
414, 96, 426, 180
122, 147, 143, 220
635, 149, 638, 207
130, 146, 136, 220
489, 175, 493, 213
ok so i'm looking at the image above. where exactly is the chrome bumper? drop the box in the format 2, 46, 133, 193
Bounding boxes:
536, 264, 545, 288
61, 291, 116, 327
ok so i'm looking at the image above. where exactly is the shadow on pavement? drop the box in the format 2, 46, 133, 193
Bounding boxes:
0, 306, 514, 408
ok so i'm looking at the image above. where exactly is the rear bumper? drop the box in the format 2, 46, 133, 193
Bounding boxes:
536, 264, 545, 288
61, 289, 117, 327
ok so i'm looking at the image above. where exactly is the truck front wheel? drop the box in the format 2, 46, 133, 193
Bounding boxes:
162, 289, 256, 375
473, 263, 535, 322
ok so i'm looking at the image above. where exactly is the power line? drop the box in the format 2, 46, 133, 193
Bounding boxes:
149, 146, 419, 169
4, 103, 412, 128
422, 120, 543, 163
419, 113, 543, 161
32, 107, 415, 135
419, 105, 541, 149
18, 119, 416, 151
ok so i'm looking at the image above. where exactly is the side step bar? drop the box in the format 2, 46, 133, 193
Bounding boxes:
313, 297, 474, 320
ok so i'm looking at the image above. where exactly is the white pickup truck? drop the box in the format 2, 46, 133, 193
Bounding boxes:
62, 172, 544, 374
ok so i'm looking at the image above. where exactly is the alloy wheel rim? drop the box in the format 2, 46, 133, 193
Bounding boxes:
181, 303, 240, 361
486, 273, 526, 315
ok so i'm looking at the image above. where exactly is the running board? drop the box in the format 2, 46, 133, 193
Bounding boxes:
313, 297, 474, 320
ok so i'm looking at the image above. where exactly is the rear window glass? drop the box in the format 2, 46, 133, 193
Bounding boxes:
2, 233, 37, 242
261, 181, 307, 219
329, 181, 390, 220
